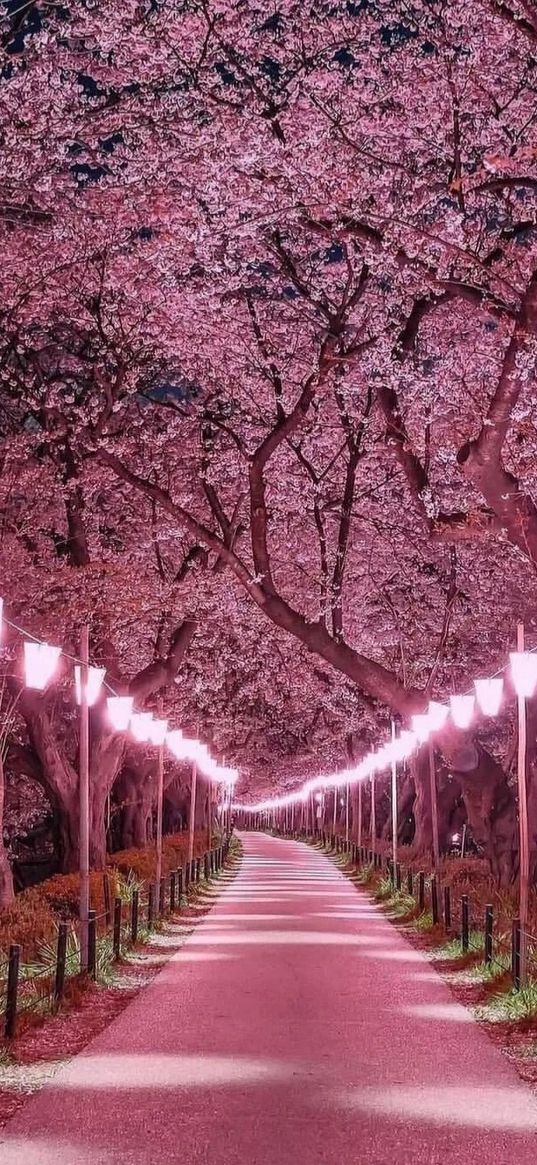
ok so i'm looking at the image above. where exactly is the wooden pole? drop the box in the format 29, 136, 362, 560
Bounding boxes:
188, 760, 197, 865
391, 719, 398, 877
345, 783, 350, 845
79, 625, 90, 973
428, 739, 440, 869
516, 621, 529, 984
155, 741, 164, 892
332, 788, 337, 835
368, 778, 377, 852
357, 780, 362, 848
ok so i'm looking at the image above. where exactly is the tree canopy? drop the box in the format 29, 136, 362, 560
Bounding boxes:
1, 0, 537, 875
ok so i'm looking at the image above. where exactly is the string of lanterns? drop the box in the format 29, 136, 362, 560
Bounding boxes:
234, 651, 537, 813
1, 600, 238, 787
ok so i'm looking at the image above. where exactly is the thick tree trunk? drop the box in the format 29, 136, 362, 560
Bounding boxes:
411, 751, 433, 853
445, 737, 517, 884
114, 763, 155, 850
54, 790, 80, 873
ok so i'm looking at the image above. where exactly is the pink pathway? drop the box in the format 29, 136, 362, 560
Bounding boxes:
1, 832, 537, 1163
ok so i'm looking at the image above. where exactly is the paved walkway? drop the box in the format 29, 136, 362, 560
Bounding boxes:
1, 833, 537, 1163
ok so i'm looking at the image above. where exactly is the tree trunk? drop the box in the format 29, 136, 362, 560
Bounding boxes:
114, 764, 155, 850
411, 751, 433, 853
446, 737, 517, 884
53, 790, 80, 873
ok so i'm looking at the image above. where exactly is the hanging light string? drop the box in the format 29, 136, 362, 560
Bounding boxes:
233, 647, 537, 813
0, 601, 237, 788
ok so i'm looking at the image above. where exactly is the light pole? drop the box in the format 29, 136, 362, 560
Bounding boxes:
79, 626, 90, 972
391, 719, 398, 877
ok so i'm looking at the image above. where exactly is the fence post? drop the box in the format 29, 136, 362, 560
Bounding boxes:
204, 853, 210, 881
131, 890, 139, 945
485, 905, 493, 966
196, 857, 202, 883
184, 862, 190, 892
461, 895, 469, 953
4, 944, 20, 1039
418, 871, 425, 913
512, 917, 521, 989
396, 863, 402, 892
148, 885, 154, 930
407, 868, 413, 897
444, 886, 451, 933
102, 874, 112, 927
431, 875, 440, 925
178, 867, 184, 903
113, 898, 122, 960
88, 910, 97, 979
170, 871, 176, 914
54, 921, 68, 1011
159, 878, 166, 915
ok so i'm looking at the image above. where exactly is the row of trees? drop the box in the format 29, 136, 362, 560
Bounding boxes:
1, 0, 537, 892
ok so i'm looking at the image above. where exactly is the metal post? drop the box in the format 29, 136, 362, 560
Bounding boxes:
461, 894, 469, 952
431, 874, 440, 925
444, 885, 451, 932
88, 910, 97, 979
131, 890, 139, 944
485, 904, 493, 966
512, 917, 521, 989
54, 921, 68, 1011
113, 898, 122, 960
155, 741, 164, 896
188, 760, 197, 867
390, 719, 398, 878
516, 622, 529, 984
370, 775, 376, 856
428, 739, 440, 869
4, 944, 20, 1039
79, 625, 90, 972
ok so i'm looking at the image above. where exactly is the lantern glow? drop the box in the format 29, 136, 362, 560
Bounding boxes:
23, 641, 61, 690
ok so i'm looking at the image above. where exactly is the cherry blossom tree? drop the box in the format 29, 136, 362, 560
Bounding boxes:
2, 0, 537, 879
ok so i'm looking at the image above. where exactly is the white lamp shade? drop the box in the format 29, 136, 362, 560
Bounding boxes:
474, 677, 503, 717
75, 665, 105, 707
130, 712, 153, 742
427, 701, 449, 732
23, 642, 61, 690
510, 652, 537, 698
147, 717, 168, 745
107, 696, 133, 731
411, 714, 431, 743
450, 694, 475, 730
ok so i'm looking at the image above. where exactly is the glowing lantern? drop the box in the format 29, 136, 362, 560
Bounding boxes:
74, 665, 105, 707
107, 696, 133, 731
23, 641, 61, 690
474, 677, 503, 717
449, 694, 475, 730
427, 701, 449, 732
147, 718, 168, 746
130, 712, 153, 742
510, 652, 537, 699
411, 714, 431, 743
